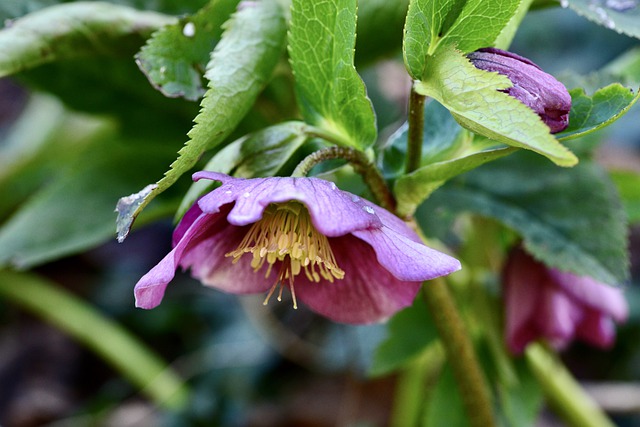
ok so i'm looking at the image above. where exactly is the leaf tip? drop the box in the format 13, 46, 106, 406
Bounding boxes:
115, 184, 157, 242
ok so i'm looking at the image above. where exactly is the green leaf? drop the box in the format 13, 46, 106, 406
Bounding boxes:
176, 121, 309, 219
136, 0, 240, 100
420, 152, 629, 285
0, 136, 181, 269
371, 291, 439, 376
395, 146, 517, 217
0, 269, 188, 409
565, 0, 640, 39
116, 0, 287, 242
494, 0, 535, 50
403, 0, 520, 78
422, 363, 470, 427
415, 45, 577, 167
610, 169, 640, 224
0, 2, 174, 78
556, 84, 640, 141
288, 0, 377, 149
498, 359, 544, 427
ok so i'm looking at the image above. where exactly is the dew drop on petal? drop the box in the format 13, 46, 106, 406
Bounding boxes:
351, 195, 360, 203
330, 182, 337, 190
225, 190, 233, 194
243, 192, 251, 198
183, 22, 196, 37
363, 206, 375, 214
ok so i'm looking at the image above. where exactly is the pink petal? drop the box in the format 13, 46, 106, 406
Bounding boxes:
504, 250, 546, 354
294, 234, 421, 324
538, 281, 583, 349
180, 220, 273, 294
577, 310, 616, 348
549, 270, 628, 322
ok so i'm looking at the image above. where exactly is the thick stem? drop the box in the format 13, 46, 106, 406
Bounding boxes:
292, 144, 396, 212
422, 278, 496, 427
526, 343, 616, 427
406, 83, 426, 174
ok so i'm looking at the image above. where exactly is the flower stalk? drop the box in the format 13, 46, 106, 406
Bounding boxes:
406, 83, 426, 174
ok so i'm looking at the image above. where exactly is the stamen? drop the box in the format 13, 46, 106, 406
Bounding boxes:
227, 202, 344, 308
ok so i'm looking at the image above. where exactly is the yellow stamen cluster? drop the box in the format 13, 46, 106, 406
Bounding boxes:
225, 202, 345, 308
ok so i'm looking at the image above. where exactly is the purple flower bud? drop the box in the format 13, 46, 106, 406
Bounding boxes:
468, 47, 571, 133
503, 247, 627, 354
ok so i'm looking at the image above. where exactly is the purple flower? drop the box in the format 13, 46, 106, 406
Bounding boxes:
134, 172, 461, 324
504, 247, 628, 354
467, 47, 571, 133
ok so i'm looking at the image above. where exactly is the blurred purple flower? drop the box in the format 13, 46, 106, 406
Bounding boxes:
504, 247, 628, 354
467, 47, 571, 133
134, 172, 461, 324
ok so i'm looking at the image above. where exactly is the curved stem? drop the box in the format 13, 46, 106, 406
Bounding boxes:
526, 343, 616, 427
292, 144, 396, 212
422, 278, 497, 427
406, 83, 426, 174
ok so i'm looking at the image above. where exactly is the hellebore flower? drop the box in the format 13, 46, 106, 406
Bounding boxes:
467, 47, 571, 133
134, 172, 461, 324
504, 247, 628, 354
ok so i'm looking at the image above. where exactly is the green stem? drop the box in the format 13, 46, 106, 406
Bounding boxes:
0, 269, 189, 410
406, 83, 426, 174
292, 143, 396, 212
422, 278, 496, 427
525, 343, 616, 427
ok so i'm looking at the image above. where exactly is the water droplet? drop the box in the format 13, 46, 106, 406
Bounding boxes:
605, 0, 636, 11
159, 66, 166, 75
560, 0, 569, 7
182, 22, 196, 37
363, 206, 375, 214
330, 182, 337, 190
243, 192, 251, 198
351, 195, 360, 202
225, 190, 233, 194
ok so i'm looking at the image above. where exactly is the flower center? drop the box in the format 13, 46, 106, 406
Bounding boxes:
225, 202, 345, 308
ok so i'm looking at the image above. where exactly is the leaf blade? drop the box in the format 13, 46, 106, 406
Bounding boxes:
288, 0, 377, 148
116, 0, 287, 241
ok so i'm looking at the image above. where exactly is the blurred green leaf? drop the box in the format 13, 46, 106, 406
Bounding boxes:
0, 0, 209, 21
21, 57, 199, 139
176, 121, 308, 219
556, 84, 640, 141
498, 359, 544, 427
566, 0, 640, 39
0, 136, 181, 269
355, 0, 410, 66
422, 363, 469, 427
415, 45, 577, 167
371, 292, 439, 376
288, 0, 377, 149
116, 0, 287, 241
610, 169, 640, 224
395, 146, 517, 217
136, 0, 240, 100
0, 269, 189, 409
0, 2, 174, 78
403, 0, 519, 78
420, 152, 629, 285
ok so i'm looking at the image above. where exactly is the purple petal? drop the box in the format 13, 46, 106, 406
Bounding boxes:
294, 234, 421, 324
351, 225, 460, 281
548, 270, 628, 322
194, 174, 382, 237
538, 282, 583, 349
135, 211, 215, 308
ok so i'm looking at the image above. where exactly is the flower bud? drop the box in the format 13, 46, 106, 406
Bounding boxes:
468, 47, 571, 133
